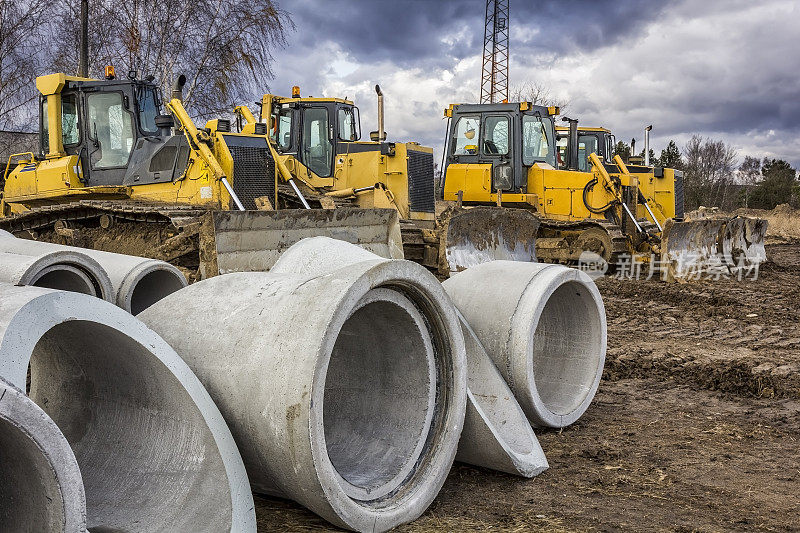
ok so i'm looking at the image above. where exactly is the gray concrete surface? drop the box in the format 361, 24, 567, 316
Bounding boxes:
0, 231, 185, 313
0, 375, 87, 533
0, 283, 255, 532
0, 245, 113, 300
139, 237, 467, 532
455, 311, 549, 477
443, 261, 606, 428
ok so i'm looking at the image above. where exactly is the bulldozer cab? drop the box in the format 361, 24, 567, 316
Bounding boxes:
555, 126, 615, 172
262, 95, 364, 180
35, 73, 189, 188
443, 102, 558, 197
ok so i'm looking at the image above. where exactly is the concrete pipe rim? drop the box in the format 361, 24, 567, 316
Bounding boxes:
513, 266, 607, 428
0, 377, 87, 533
13, 251, 113, 301
26, 262, 98, 296
308, 259, 467, 531
119, 261, 188, 315
0, 287, 255, 532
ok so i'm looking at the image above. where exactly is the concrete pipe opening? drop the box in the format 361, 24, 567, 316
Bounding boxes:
29, 264, 97, 296
324, 288, 436, 501
0, 377, 85, 533
128, 267, 187, 315
28, 320, 236, 532
531, 280, 605, 419
443, 261, 606, 429
0, 418, 66, 531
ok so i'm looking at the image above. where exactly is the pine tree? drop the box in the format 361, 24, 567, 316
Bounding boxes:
613, 140, 631, 163
658, 140, 683, 169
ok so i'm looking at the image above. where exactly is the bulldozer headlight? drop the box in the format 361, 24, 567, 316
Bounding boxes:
493, 163, 513, 191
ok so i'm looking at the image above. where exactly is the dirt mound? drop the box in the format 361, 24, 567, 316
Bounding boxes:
604, 346, 800, 398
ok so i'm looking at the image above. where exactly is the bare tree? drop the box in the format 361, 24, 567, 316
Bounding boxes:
682, 135, 738, 210
50, 0, 294, 119
0, 0, 50, 130
509, 81, 569, 113
737, 155, 761, 208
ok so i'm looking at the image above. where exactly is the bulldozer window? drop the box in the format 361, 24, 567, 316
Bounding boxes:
301, 106, 332, 177
577, 134, 599, 172
41, 93, 80, 153
137, 86, 159, 134
482, 116, 509, 155
452, 116, 481, 155
273, 108, 293, 151
338, 107, 360, 142
87, 92, 135, 169
522, 115, 556, 167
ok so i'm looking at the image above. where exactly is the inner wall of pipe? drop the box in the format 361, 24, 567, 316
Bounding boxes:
531, 281, 604, 417
28, 321, 231, 532
323, 291, 436, 501
30, 265, 97, 296
0, 417, 65, 532
129, 269, 187, 315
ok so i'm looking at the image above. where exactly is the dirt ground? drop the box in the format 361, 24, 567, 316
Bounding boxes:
253, 241, 800, 532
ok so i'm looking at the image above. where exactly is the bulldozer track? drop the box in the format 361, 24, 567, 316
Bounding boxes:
0, 200, 206, 233
0, 201, 208, 279
536, 218, 630, 265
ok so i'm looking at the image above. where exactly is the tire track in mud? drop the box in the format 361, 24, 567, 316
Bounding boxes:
598, 244, 800, 399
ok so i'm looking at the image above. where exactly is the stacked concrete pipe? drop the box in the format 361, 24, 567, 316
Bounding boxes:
0, 376, 87, 532
0, 231, 186, 313
0, 229, 113, 299
0, 283, 256, 532
139, 237, 468, 532
443, 261, 606, 429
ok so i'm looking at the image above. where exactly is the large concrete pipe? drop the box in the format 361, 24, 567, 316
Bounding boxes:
0, 376, 86, 533
443, 261, 606, 428
0, 250, 112, 298
0, 231, 186, 313
455, 313, 548, 477
139, 237, 467, 532
0, 283, 255, 532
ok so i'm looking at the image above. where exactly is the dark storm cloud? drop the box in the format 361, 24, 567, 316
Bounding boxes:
270, 0, 800, 168
284, 0, 679, 68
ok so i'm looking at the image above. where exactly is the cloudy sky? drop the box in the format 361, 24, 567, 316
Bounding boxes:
266, 0, 800, 168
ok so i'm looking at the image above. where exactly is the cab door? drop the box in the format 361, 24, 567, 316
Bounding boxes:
298, 105, 333, 178
480, 113, 518, 192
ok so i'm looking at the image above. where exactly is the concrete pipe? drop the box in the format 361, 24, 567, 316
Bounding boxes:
0, 232, 186, 313
443, 261, 606, 428
0, 249, 113, 299
139, 237, 467, 532
455, 313, 548, 477
0, 283, 255, 532
0, 376, 86, 533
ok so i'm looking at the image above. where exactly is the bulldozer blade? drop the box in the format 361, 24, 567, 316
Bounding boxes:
199, 208, 404, 278
661, 216, 767, 280
442, 207, 539, 276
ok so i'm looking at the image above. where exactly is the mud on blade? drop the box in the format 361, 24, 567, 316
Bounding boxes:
199, 208, 404, 278
442, 207, 539, 276
661, 216, 768, 279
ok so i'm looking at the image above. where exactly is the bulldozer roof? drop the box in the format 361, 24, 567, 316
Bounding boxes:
270, 94, 354, 106
555, 125, 611, 134
36, 72, 157, 96
444, 102, 555, 117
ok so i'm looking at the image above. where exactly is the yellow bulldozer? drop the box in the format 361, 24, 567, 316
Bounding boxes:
440, 102, 767, 278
